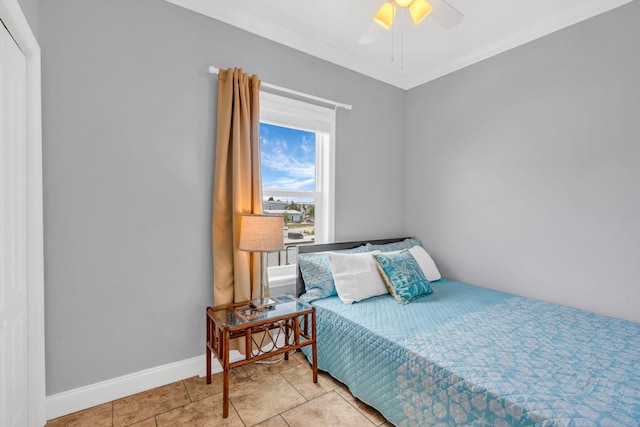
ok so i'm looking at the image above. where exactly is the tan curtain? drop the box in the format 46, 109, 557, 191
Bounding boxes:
212, 68, 262, 306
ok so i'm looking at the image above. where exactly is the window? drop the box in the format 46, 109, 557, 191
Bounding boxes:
260, 92, 336, 287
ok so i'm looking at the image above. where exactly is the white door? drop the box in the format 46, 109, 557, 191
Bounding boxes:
0, 19, 29, 426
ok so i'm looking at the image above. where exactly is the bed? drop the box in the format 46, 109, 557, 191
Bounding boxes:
296, 238, 640, 426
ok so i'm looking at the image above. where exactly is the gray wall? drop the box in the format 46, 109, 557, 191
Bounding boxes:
36, 0, 640, 397
39, 0, 406, 395
405, 1, 640, 323
16, 0, 37, 39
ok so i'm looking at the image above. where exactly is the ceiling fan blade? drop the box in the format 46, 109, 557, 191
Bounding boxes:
358, 20, 383, 45
429, 0, 464, 30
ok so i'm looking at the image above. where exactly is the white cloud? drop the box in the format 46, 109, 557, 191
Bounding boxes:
259, 115, 320, 192
263, 177, 315, 191
262, 150, 314, 177
261, 136, 315, 190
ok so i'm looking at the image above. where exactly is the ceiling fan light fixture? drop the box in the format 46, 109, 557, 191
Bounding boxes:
374, 2, 396, 29
409, 0, 433, 25
394, 0, 415, 7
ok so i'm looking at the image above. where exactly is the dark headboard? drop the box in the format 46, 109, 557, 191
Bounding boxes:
296, 237, 411, 297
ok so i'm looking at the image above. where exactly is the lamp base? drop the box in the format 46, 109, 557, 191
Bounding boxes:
250, 297, 276, 310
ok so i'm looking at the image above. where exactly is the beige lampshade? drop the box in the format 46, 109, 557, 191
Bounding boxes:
409, 0, 433, 25
238, 214, 284, 253
374, 2, 396, 29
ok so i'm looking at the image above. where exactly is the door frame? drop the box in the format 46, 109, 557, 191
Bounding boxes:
0, 1, 45, 425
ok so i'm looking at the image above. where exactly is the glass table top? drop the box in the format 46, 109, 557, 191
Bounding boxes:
212, 295, 312, 328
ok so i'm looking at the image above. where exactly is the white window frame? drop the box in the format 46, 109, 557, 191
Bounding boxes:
260, 92, 336, 288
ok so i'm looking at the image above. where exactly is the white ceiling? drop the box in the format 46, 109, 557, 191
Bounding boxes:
166, 0, 632, 90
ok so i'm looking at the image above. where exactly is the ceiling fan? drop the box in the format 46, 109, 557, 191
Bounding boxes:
359, 0, 464, 44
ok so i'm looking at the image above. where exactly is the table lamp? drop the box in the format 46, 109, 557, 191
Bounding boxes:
239, 214, 284, 309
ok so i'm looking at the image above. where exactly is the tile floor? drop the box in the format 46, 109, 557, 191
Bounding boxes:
46, 351, 391, 427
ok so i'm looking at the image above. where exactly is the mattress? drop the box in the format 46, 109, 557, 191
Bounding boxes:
301, 279, 640, 426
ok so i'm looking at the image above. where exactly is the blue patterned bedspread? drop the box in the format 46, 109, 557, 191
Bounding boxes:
301, 280, 640, 426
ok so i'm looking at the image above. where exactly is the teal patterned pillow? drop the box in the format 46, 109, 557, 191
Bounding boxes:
366, 237, 421, 252
373, 250, 432, 304
298, 245, 369, 302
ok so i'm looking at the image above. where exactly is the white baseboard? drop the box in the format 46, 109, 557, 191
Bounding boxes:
46, 354, 222, 420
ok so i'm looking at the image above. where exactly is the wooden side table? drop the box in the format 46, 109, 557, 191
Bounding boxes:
206, 295, 317, 417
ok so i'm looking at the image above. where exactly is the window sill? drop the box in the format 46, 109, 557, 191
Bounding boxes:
268, 264, 297, 289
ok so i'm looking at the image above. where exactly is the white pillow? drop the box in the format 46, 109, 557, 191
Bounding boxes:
407, 246, 441, 281
386, 246, 442, 281
327, 250, 388, 304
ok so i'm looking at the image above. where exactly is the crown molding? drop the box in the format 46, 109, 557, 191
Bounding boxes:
165, 0, 409, 88
405, 0, 634, 89
166, 0, 634, 91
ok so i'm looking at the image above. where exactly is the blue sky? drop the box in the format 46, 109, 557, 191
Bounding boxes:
260, 123, 316, 191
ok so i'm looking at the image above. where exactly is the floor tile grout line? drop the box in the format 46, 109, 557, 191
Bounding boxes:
48, 355, 385, 427
235, 371, 303, 427
123, 415, 158, 427
278, 371, 310, 403
278, 361, 359, 413
183, 379, 195, 403
279, 414, 293, 427
237, 368, 324, 427
179, 379, 189, 402
188, 366, 254, 405
118, 382, 192, 426
332, 389, 378, 426
276, 387, 339, 420
235, 369, 255, 426
228, 397, 246, 427
280, 388, 378, 426
284, 366, 385, 427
